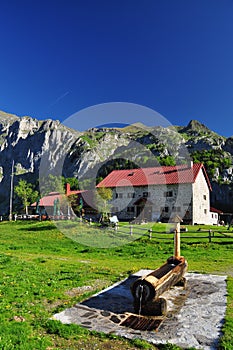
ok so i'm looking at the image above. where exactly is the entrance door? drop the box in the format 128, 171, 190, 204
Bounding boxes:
136, 204, 152, 221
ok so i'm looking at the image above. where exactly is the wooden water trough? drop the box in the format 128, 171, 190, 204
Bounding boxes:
131, 216, 188, 316
131, 255, 187, 316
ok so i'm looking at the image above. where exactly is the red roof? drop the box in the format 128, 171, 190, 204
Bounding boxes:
31, 192, 65, 207
210, 207, 223, 214
97, 163, 212, 190
31, 190, 94, 208
31, 183, 81, 207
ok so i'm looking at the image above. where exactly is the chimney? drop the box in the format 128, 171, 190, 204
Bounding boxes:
187, 160, 193, 168
66, 183, 71, 196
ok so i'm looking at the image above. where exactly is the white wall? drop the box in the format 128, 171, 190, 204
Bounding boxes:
110, 182, 193, 222
209, 212, 219, 225
192, 169, 211, 225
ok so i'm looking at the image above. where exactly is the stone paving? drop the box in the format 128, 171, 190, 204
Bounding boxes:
53, 271, 227, 350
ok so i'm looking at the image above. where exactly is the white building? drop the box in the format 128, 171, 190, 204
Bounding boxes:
97, 162, 213, 225
209, 207, 223, 225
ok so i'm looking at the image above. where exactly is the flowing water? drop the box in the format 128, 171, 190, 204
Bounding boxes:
138, 284, 144, 316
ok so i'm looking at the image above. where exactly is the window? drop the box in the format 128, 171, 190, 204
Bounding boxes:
204, 209, 207, 214
116, 193, 123, 199
143, 191, 150, 198
164, 191, 173, 197
203, 195, 207, 200
127, 206, 134, 213
161, 206, 169, 213
127, 193, 135, 198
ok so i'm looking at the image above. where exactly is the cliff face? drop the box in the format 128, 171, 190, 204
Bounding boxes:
0, 110, 233, 214
0, 112, 79, 213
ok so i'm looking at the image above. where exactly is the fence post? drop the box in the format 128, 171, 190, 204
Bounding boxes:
115, 222, 118, 232
130, 225, 133, 236
148, 228, 152, 240
174, 223, 181, 258
89, 218, 92, 225
208, 229, 212, 243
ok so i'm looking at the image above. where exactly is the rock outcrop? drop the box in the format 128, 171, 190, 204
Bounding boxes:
0, 112, 79, 213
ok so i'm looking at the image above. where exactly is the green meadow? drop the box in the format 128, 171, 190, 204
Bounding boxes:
0, 220, 232, 349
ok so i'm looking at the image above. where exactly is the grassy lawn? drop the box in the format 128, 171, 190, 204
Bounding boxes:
0, 220, 232, 349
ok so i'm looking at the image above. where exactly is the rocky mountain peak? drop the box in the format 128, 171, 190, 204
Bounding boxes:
182, 119, 212, 135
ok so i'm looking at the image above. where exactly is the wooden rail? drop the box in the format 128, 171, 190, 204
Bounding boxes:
61, 217, 233, 243
113, 223, 233, 243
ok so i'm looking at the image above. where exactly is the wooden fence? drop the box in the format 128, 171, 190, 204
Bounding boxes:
41, 214, 233, 243
112, 223, 233, 243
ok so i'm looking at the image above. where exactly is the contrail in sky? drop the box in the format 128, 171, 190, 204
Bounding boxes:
49, 91, 70, 107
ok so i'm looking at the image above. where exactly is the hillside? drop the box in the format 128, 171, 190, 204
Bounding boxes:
0, 110, 233, 214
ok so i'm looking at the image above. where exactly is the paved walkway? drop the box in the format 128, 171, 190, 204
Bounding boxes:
53, 271, 227, 350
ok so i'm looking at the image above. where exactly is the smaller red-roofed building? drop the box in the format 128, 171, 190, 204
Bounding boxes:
30, 183, 97, 219
97, 162, 213, 224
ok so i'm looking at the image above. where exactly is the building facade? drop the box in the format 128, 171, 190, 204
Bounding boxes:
97, 162, 213, 225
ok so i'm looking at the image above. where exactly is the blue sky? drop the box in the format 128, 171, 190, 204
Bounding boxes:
0, 0, 233, 136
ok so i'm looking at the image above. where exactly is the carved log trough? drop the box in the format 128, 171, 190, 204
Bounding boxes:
131, 255, 187, 316
131, 218, 187, 317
